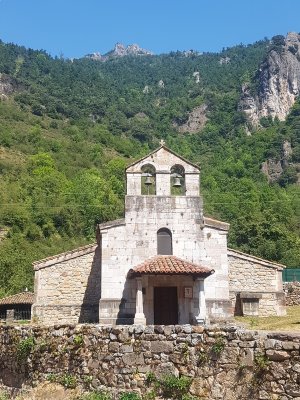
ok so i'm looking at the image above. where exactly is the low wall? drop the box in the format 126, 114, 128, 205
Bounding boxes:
284, 282, 300, 306
1, 324, 300, 399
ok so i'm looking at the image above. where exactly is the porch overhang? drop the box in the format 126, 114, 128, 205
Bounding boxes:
128, 255, 214, 279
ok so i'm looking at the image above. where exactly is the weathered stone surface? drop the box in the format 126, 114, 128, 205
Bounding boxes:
150, 341, 173, 353
122, 352, 144, 366
239, 32, 300, 124
282, 341, 300, 350
120, 344, 133, 353
285, 384, 300, 397
173, 104, 208, 133
154, 362, 179, 378
266, 350, 290, 361
0, 325, 299, 400
284, 282, 300, 306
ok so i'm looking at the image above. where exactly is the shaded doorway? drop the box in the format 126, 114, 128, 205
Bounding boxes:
154, 286, 178, 324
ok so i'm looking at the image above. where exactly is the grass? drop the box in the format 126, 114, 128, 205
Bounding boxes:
235, 306, 300, 331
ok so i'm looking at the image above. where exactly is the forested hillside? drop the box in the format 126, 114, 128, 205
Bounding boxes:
0, 37, 299, 296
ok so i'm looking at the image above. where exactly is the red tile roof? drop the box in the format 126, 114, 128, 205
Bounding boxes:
128, 255, 214, 278
0, 291, 34, 305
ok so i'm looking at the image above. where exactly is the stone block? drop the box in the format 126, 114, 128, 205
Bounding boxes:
266, 350, 290, 361
240, 348, 254, 367
150, 341, 174, 353
282, 341, 299, 350
108, 342, 120, 352
120, 344, 133, 353
154, 362, 179, 379
122, 352, 144, 366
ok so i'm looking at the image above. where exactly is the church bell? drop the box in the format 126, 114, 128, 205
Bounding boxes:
145, 175, 152, 185
173, 177, 181, 187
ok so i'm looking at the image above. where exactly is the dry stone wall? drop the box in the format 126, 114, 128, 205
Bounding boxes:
1, 324, 300, 399
284, 282, 300, 306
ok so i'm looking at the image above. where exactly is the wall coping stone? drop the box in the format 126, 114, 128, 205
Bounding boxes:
203, 216, 230, 231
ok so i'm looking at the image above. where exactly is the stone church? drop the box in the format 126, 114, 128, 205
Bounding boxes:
32, 145, 286, 325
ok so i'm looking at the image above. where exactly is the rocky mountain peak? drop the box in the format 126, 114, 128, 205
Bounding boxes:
239, 32, 300, 126
85, 43, 153, 62
109, 42, 153, 57
113, 42, 127, 56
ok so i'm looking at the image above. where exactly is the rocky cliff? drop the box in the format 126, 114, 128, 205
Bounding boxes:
239, 32, 300, 126
173, 104, 208, 133
0, 73, 15, 99
85, 43, 153, 61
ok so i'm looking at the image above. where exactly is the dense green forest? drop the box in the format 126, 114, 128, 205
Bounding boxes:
0, 37, 299, 296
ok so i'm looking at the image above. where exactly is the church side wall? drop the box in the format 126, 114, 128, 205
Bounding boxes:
202, 226, 232, 319
33, 248, 101, 325
228, 255, 286, 316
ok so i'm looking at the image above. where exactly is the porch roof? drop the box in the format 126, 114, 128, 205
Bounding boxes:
128, 255, 214, 278
0, 291, 34, 306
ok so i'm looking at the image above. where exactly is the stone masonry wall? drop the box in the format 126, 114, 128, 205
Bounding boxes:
33, 246, 101, 325
284, 282, 300, 306
228, 254, 286, 316
1, 324, 300, 399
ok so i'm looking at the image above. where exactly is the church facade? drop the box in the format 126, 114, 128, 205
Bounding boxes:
32, 145, 286, 325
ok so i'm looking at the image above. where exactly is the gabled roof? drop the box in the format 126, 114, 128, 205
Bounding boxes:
98, 218, 125, 230
33, 243, 97, 270
204, 216, 230, 231
128, 255, 214, 278
0, 291, 34, 305
126, 145, 200, 171
228, 248, 285, 270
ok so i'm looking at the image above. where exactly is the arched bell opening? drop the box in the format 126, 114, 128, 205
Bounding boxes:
141, 164, 156, 195
170, 164, 185, 195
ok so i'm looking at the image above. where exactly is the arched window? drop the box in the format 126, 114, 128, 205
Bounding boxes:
141, 164, 156, 195
157, 228, 172, 255
170, 165, 185, 195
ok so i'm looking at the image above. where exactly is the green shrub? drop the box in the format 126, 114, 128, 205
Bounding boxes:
79, 391, 112, 400
197, 349, 208, 365
119, 393, 141, 400
73, 334, 84, 346
158, 375, 192, 400
17, 336, 35, 361
59, 373, 77, 388
145, 371, 157, 386
254, 353, 270, 375
46, 373, 58, 383
211, 336, 225, 355
0, 391, 9, 400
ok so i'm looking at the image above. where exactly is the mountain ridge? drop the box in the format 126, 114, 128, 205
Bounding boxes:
85, 42, 153, 61
0, 33, 299, 297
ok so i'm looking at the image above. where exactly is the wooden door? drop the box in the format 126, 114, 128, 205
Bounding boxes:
154, 286, 178, 325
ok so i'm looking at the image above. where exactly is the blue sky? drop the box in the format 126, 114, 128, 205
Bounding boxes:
0, 0, 299, 58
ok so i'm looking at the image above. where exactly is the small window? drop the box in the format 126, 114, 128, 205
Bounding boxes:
171, 165, 185, 195
242, 299, 259, 316
157, 228, 172, 255
141, 164, 156, 195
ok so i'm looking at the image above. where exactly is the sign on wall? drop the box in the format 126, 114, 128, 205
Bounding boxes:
184, 287, 193, 298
